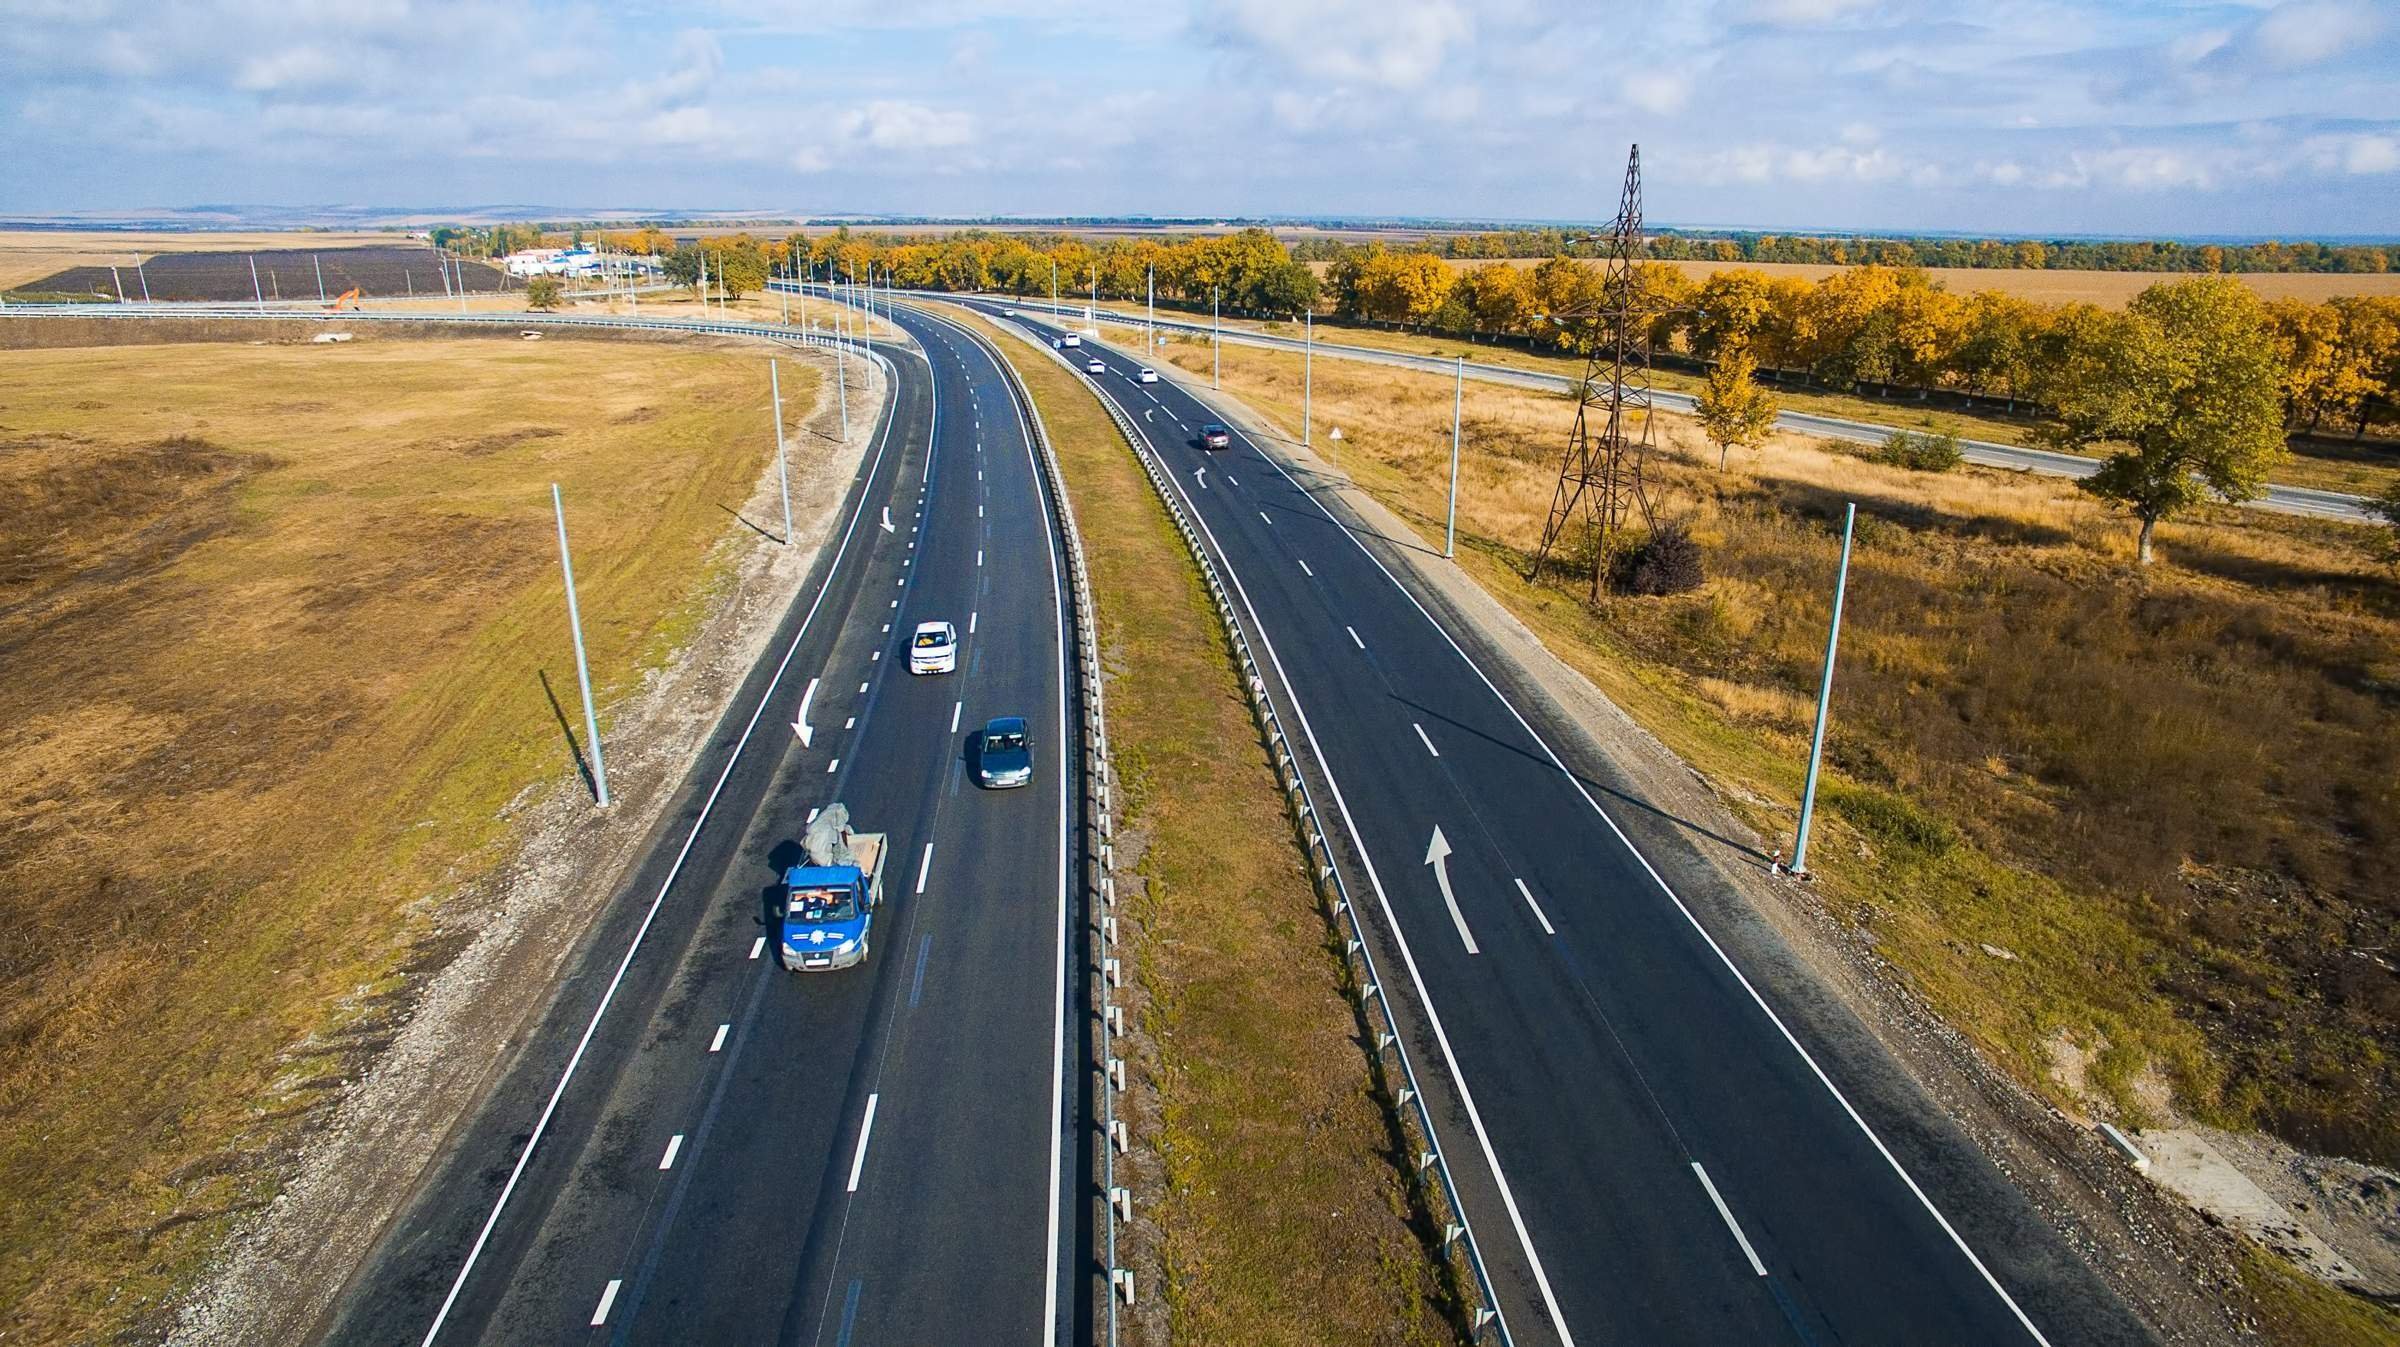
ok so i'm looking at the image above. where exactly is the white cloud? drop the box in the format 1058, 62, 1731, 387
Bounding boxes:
2247, 0, 2384, 69
1623, 70, 1691, 115
1203, 0, 1471, 90
836, 100, 975, 151
2302, 132, 2400, 175
1737, 0, 1875, 27
233, 45, 345, 92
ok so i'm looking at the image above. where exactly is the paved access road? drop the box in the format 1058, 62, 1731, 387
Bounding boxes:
1033, 301, 2372, 523
969, 299, 2158, 1347
318, 304, 1087, 1346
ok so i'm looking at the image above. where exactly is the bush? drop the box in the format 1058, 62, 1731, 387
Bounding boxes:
1874, 429, 1965, 472
525, 276, 563, 311
1618, 521, 1706, 596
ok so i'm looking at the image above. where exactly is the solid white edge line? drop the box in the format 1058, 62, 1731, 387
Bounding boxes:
1514, 878, 1557, 936
590, 1279, 621, 1327
916, 842, 934, 894
709, 1023, 730, 1052
916, 308, 1074, 1346
1107, 377, 1554, 1347
1238, 380, 2057, 1346
659, 1133, 684, 1171
1413, 723, 1440, 758
846, 1093, 880, 1192
1693, 1162, 1769, 1277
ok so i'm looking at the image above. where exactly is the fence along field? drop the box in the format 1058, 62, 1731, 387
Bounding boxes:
14, 246, 505, 302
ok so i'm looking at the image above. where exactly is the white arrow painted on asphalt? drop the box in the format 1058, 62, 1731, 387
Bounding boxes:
1195, 468, 1208, 490
1425, 826, 1479, 955
1144, 408, 1155, 422
792, 677, 818, 747
880, 506, 895, 534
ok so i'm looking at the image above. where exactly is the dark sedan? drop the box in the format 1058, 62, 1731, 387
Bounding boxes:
976, 716, 1034, 789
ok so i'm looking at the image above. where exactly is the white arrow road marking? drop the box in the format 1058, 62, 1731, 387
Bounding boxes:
792, 677, 818, 747
1145, 408, 1155, 422
1424, 826, 1479, 954
880, 506, 895, 534
1196, 468, 1208, 490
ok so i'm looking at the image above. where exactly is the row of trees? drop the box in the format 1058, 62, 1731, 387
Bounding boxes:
1321, 247, 2400, 440
1294, 229, 2392, 275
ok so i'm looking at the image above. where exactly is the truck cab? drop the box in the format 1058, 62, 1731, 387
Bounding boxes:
779, 811, 886, 972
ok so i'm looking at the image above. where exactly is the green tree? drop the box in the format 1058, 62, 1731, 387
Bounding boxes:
1693, 344, 1781, 470
2049, 277, 2288, 565
525, 275, 563, 311
663, 245, 702, 293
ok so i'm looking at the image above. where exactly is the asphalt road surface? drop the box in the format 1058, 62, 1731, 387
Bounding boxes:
1029, 300, 2373, 523
966, 298, 2159, 1347
317, 303, 1087, 1346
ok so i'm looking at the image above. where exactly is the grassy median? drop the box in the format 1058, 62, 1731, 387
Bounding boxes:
947, 308, 1453, 1345
0, 333, 820, 1343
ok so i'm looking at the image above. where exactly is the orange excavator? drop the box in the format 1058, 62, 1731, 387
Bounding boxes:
324, 287, 361, 310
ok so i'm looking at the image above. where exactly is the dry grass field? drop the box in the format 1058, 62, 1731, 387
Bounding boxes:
0, 230, 397, 290
0, 332, 812, 1342
1164, 332, 2400, 1341
957, 309, 1453, 1345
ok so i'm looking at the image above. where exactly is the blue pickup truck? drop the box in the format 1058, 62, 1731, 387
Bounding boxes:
778, 804, 889, 972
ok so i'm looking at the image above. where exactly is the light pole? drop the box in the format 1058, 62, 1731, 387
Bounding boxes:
552, 483, 611, 807
313, 254, 326, 305
1051, 258, 1059, 320
1212, 287, 1221, 389
1303, 310, 1314, 447
1146, 264, 1155, 359
1089, 266, 1097, 328
836, 340, 850, 441
249, 254, 264, 312
1790, 502, 1857, 878
1445, 356, 1463, 558
770, 360, 795, 546
136, 257, 152, 305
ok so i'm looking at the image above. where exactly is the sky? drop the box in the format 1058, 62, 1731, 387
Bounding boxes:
1, 0, 2395, 237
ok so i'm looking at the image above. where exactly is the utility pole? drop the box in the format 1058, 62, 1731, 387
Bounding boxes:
770, 360, 796, 545
1446, 355, 1464, 558
1090, 265, 1097, 328
836, 340, 850, 441
1304, 310, 1314, 447
1146, 264, 1155, 359
314, 254, 326, 305
109, 265, 125, 303
1790, 502, 1856, 878
249, 254, 264, 312
1051, 258, 1059, 320
552, 483, 611, 808
1213, 287, 1221, 389
136, 258, 152, 305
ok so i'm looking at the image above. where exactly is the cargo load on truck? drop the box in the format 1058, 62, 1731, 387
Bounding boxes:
779, 803, 888, 972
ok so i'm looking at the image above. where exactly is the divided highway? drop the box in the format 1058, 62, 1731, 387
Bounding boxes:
1027, 300, 2373, 523
967, 299, 2156, 1347
318, 306, 1087, 1345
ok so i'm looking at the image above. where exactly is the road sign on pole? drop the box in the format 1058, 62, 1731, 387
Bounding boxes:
552, 483, 611, 808
1790, 501, 1857, 877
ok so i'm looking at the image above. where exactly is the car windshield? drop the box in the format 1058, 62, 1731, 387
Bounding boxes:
789, 887, 859, 923
914, 630, 947, 648
987, 730, 1028, 752
1204, 424, 1227, 434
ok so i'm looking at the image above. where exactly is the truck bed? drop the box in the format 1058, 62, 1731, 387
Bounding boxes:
847, 833, 888, 891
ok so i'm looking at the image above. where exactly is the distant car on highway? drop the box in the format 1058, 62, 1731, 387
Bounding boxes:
975, 716, 1034, 789
1085, 357, 1106, 374
910, 620, 958, 674
1062, 333, 1082, 348
1200, 423, 1232, 450
1137, 368, 1159, 384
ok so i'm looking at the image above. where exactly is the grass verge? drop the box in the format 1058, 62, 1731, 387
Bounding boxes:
0, 334, 816, 1343
1153, 332, 2400, 1346
949, 307, 1454, 1345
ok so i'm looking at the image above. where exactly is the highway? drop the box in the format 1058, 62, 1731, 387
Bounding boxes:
1018, 300, 2374, 524
965, 298, 2158, 1347
315, 303, 1090, 1345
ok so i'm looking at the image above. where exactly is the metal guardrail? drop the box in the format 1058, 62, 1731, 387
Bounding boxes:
986, 309, 1510, 1344
898, 303, 1128, 1346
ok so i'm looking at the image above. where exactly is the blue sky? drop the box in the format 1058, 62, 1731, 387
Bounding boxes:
1, 0, 2394, 235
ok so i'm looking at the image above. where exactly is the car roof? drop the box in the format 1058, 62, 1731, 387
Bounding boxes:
913, 620, 954, 636
984, 715, 1029, 734
1203, 421, 1228, 430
